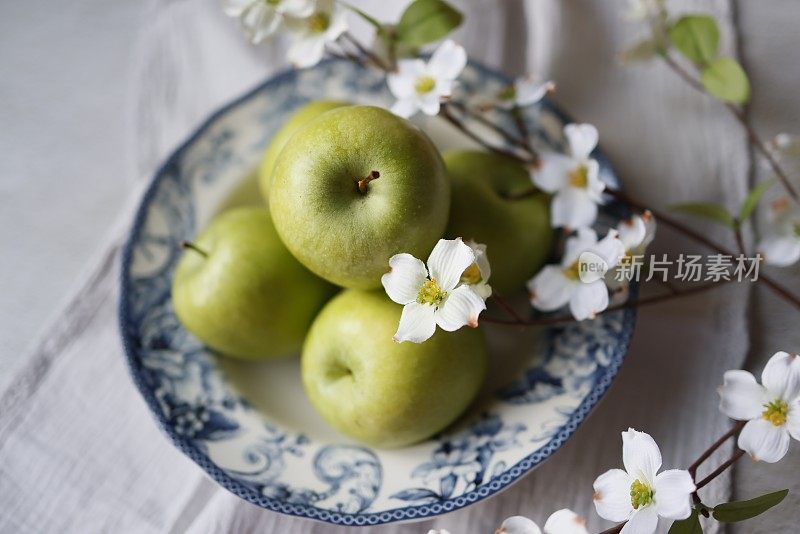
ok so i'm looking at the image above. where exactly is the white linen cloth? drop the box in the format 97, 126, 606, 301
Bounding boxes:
1, 1, 798, 532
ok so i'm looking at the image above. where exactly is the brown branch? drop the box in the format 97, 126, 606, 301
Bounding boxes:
696, 449, 746, 490
340, 31, 391, 71
483, 279, 728, 328
661, 53, 799, 202
447, 101, 536, 160
607, 189, 800, 309
440, 105, 531, 163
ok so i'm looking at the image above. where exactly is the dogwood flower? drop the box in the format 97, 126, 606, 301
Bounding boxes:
284, 0, 348, 68
757, 198, 800, 267
607, 212, 656, 303
528, 228, 625, 320
387, 40, 467, 118
532, 124, 606, 230
593, 429, 695, 534
381, 238, 488, 343
496, 509, 589, 534
718, 351, 800, 463
223, 0, 314, 44
617, 211, 656, 255
428, 530, 450, 534
494, 76, 556, 109
462, 241, 492, 299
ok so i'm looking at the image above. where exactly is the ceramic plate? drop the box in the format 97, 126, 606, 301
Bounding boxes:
119, 59, 636, 526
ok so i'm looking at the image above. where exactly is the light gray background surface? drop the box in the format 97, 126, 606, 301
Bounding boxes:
1, 0, 798, 532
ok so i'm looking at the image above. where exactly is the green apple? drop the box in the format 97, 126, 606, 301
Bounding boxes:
443, 150, 553, 295
258, 99, 350, 199
269, 105, 450, 290
302, 289, 488, 448
172, 207, 336, 360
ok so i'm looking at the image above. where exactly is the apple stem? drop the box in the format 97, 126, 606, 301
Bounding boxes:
181, 241, 209, 258
356, 170, 380, 194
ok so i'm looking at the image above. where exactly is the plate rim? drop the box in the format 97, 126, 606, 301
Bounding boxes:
118, 57, 636, 526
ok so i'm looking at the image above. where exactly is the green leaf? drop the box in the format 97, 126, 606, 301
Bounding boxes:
669, 15, 720, 65
713, 489, 789, 522
668, 509, 703, 534
670, 201, 736, 229
621, 38, 660, 63
739, 178, 776, 221
702, 57, 751, 104
396, 0, 463, 47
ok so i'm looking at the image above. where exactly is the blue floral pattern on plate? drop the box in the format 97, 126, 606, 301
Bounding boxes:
119, 59, 636, 526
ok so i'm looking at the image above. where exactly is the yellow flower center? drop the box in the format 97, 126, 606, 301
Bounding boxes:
569, 165, 589, 188
461, 263, 482, 285
497, 85, 516, 101
563, 260, 582, 280
630, 479, 654, 509
417, 278, 447, 306
415, 76, 436, 95
308, 12, 330, 33
266, 0, 280, 6
762, 399, 789, 427
793, 222, 800, 238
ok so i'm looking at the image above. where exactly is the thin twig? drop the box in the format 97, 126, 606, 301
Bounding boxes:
341, 31, 392, 71
696, 449, 746, 490
448, 101, 534, 158
440, 105, 531, 162
482, 279, 728, 327
608, 189, 800, 309
661, 53, 799, 202
688, 422, 745, 478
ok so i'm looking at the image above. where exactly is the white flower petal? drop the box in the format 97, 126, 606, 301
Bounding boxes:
738, 418, 791, 463
593, 230, 626, 269
498, 516, 542, 534
287, 35, 326, 68
761, 351, 800, 401
428, 39, 467, 81
528, 265, 573, 312
419, 92, 442, 116
787, 401, 800, 441
279, 0, 315, 17
427, 238, 476, 291
565, 123, 599, 162
585, 159, 607, 200
428, 530, 450, 534
551, 188, 599, 230
758, 234, 800, 267
466, 240, 491, 281
654, 469, 695, 520
435, 285, 486, 331
390, 98, 420, 118
718, 370, 769, 420
593, 468, 634, 522
533, 153, 573, 193
569, 280, 609, 320
396, 58, 427, 79
381, 253, 428, 305
564, 228, 599, 266
324, 3, 349, 39
515, 78, 555, 107
242, 4, 281, 44
620, 505, 658, 534
617, 215, 648, 252
394, 302, 437, 343
387, 71, 417, 99
543, 509, 589, 534
622, 429, 662, 485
